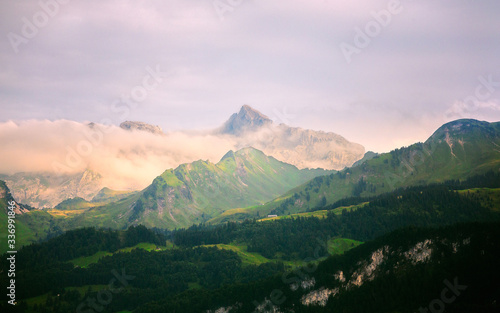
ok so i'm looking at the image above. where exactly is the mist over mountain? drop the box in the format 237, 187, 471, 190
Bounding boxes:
0, 119, 235, 207
0, 180, 33, 215
219, 105, 273, 135
62, 147, 332, 230
239, 119, 500, 219
0, 170, 103, 209
0, 106, 363, 208
218, 105, 365, 170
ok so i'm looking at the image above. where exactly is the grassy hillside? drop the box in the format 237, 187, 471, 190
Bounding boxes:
0, 181, 61, 254
69, 147, 332, 230
56, 191, 143, 230
91, 187, 136, 203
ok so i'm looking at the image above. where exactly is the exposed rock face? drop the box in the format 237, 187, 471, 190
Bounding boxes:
334, 270, 345, 283
218, 106, 365, 170
299, 242, 436, 308
219, 105, 273, 135
404, 239, 433, 264
0, 181, 32, 214
291, 278, 316, 291
2, 170, 103, 208
301, 288, 339, 306
120, 121, 164, 135
348, 246, 388, 287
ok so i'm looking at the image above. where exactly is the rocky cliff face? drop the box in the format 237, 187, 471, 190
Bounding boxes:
0, 180, 33, 214
219, 105, 273, 135
218, 106, 365, 170
120, 121, 164, 135
250, 124, 365, 170
2, 170, 103, 208
297, 238, 447, 308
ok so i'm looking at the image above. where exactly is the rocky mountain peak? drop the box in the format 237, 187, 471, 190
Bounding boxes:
220, 105, 273, 135
216, 105, 365, 170
120, 121, 164, 135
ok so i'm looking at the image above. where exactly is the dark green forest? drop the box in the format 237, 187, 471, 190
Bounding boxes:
173, 173, 499, 260
1, 172, 499, 312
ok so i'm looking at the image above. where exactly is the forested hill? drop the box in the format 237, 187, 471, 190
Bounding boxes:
172, 175, 499, 260
134, 222, 500, 313
4, 221, 498, 312
2, 225, 166, 269
1, 174, 499, 312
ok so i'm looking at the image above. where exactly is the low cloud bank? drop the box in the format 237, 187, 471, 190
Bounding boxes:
0, 120, 236, 190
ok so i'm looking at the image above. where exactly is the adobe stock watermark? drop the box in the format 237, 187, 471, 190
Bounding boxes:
6, 201, 17, 306
270, 107, 296, 126
76, 268, 135, 313
7, 0, 70, 54
213, 0, 247, 21
340, 0, 403, 64
444, 74, 500, 120
418, 277, 467, 313
51, 64, 167, 176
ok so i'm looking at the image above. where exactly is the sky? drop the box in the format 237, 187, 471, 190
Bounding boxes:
1, 0, 499, 153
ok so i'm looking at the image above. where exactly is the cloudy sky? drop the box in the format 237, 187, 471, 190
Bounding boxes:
1, 0, 499, 153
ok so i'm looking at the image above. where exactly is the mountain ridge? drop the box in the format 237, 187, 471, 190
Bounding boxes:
218, 105, 365, 170
60, 147, 333, 230
220, 118, 500, 220
0, 106, 364, 208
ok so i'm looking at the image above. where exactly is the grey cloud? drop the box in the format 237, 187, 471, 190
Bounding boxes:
0, 0, 499, 152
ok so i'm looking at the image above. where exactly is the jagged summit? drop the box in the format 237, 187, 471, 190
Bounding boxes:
220, 105, 273, 135
216, 105, 365, 170
120, 121, 164, 135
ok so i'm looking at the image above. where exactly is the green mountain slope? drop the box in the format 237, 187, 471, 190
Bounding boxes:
91, 187, 137, 203
236, 119, 500, 218
0, 181, 60, 254
66, 147, 332, 230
